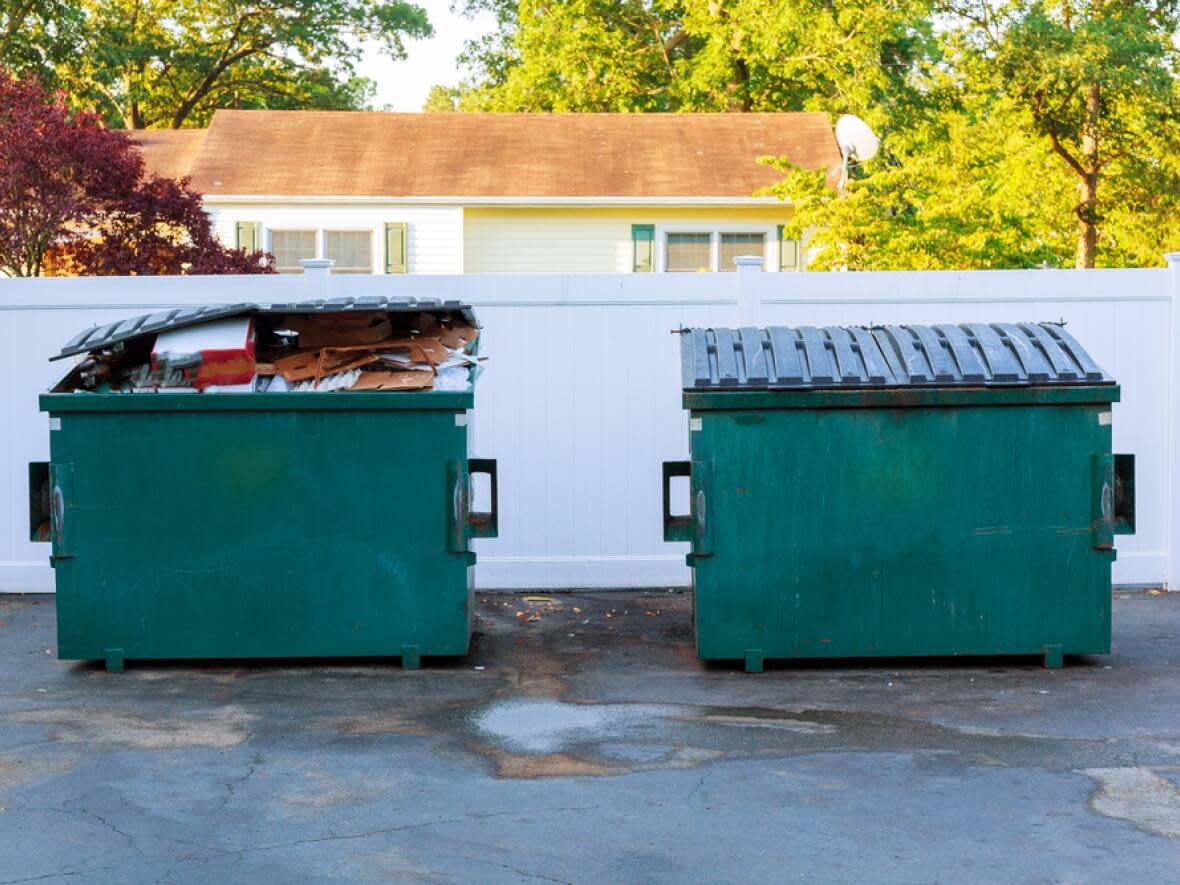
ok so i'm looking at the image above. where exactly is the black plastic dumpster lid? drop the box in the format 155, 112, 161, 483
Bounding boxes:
680, 323, 1113, 391
52, 297, 478, 361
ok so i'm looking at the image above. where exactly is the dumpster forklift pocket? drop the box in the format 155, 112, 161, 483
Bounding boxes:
28, 462, 50, 542
1114, 453, 1135, 535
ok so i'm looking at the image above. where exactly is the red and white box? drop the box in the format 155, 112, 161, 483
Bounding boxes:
151, 317, 256, 389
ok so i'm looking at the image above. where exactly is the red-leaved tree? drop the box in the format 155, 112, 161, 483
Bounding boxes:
0, 69, 274, 277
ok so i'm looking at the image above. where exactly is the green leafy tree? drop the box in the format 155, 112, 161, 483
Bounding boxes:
942, 0, 1179, 266
423, 83, 460, 111
0, 0, 81, 75
764, 0, 1180, 268
761, 88, 1079, 269
450, 0, 933, 116
1, 0, 433, 128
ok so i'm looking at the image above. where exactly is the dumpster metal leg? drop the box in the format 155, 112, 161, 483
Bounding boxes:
104, 648, 125, 673
401, 645, 421, 671
1043, 644, 1063, 669
744, 649, 764, 674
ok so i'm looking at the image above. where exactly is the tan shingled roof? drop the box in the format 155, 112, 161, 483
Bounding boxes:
132, 109, 839, 199
132, 129, 207, 182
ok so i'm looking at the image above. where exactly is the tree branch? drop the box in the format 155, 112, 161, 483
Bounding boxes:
1046, 129, 1087, 180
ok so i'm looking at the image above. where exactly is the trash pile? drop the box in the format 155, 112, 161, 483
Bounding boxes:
51, 300, 483, 394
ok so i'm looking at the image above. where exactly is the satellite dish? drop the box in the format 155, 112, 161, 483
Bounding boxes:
834, 114, 879, 187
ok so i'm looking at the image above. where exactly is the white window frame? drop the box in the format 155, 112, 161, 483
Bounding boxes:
322, 228, 378, 275
655, 223, 777, 273
268, 228, 320, 273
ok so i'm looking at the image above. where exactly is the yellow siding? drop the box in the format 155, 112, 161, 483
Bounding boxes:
463, 207, 794, 273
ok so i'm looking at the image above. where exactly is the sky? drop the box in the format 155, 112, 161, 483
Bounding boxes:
355, 0, 497, 112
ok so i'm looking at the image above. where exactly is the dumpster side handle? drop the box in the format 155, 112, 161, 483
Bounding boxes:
1091, 453, 1135, 547
468, 459, 498, 539
49, 462, 75, 562
663, 461, 692, 543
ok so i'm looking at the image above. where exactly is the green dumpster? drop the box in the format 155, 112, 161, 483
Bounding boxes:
38, 298, 496, 671
663, 323, 1135, 672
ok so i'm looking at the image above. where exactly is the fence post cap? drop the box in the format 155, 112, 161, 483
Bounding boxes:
299, 258, 335, 272
733, 255, 764, 271
1164, 252, 1180, 268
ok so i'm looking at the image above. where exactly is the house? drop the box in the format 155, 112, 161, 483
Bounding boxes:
133, 110, 841, 275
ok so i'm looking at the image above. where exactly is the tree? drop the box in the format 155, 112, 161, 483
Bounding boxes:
0, 0, 80, 75
941, 0, 1179, 266
0, 70, 273, 276
760, 88, 1080, 269
450, 0, 933, 116
1, 0, 433, 128
423, 84, 461, 111
762, 0, 1180, 269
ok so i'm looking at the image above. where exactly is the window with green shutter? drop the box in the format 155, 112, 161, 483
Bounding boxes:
235, 221, 259, 253
778, 225, 802, 271
384, 222, 408, 274
632, 224, 654, 273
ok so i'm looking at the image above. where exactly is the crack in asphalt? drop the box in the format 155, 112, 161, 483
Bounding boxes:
0, 800, 142, 884
450, 853, 571, 883
214, 755, 260, 812
1, 805, 601, 882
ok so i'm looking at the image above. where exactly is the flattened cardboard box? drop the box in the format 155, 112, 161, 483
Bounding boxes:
350, 370, 435, 391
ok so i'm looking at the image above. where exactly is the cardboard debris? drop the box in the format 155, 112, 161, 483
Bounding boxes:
53, 305, 483, 395
350, 370, 434, 391
282, 313, 392, 348
439, 323, 479, 350
273, 351, 322, 382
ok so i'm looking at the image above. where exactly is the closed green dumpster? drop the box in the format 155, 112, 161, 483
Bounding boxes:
39, 298, 496, 671
663, 323, 1135, 672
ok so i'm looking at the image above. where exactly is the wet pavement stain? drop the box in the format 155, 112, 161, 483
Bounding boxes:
2, 704, 255, 750
1083, 767, 1180, 840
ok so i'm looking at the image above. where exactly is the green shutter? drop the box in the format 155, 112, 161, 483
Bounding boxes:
632, 224, 655, 273
235, 221, 259, 252
384, 222, 408, 274
778, 224, 801, 271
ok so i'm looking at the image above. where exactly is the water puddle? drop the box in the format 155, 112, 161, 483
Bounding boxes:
470, 699, 681, 754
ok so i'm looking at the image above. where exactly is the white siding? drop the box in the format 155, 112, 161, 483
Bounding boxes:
464, 208, 796, 273
207, 203, 464, 274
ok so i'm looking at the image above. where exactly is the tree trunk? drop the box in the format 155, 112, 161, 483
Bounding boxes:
1075, 82, 1100, 269
727, 58, 751, 112
1076, 172, 1098, 268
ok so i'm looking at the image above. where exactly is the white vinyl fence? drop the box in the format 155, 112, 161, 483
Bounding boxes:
3, 257, 1178, 592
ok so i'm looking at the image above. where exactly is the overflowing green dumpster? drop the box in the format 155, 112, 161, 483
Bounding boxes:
663, 323, 1134, 672
39, 298, 496, 671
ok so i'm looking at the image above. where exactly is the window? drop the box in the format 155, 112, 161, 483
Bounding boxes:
270, 230, 317, 274
325, 230, 373, 274
718, 232, 765, 272
666, 233, 711, 273
632, 224, 655, 273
